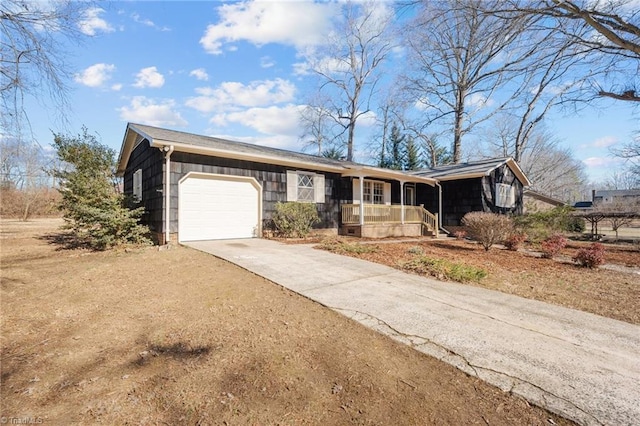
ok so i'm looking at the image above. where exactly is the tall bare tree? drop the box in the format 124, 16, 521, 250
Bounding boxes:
490, 0, 639, 103
1, 0, 90, 135
403, 0, 545, 163
303, 1, 395, 161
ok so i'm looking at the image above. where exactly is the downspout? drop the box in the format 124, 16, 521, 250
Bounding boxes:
163, 145, 174, 245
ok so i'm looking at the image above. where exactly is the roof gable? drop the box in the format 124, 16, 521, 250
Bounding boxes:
410, 157, 531, 186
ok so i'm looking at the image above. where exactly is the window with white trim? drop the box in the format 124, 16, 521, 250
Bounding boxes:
363, 180, 385, 204
133, 169, 142, 202
286, 170, 325, 203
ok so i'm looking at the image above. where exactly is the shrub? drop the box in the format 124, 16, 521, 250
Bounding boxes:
407, 245, 424, 255
272, 202, 320, 238
504, 232, 527, 251
540, 234, 567, 258
461, 211, 512, 251
453, 230, 467, 240
513, 206, 583, 242
573, 243, 606, 268
52, 128, 151, 250
401, 256, 487, 283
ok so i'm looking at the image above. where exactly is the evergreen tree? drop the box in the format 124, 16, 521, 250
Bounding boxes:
52, 127, 150, 250
403, 136, 422, 170
387, 124, 405, 170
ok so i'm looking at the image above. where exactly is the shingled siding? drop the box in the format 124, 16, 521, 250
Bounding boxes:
123, 139, 164, 235
169, 152, 342, 233
439, 178, 485, 227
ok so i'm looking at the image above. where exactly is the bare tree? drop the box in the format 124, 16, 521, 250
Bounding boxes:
298, 94, 341, 156
303, 1, 395, 161
610, 134, 640, 186
522, 135, 589, 201
403, 0, 544, 163
490, 0, 640, 103
603, 170, 638, 190
1, 0, 90, 135
488, 125, 589, 201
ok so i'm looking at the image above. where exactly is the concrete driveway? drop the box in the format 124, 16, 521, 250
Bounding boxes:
186, 238, 640, 426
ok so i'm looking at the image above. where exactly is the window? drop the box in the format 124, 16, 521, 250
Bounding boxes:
363, 180, 385, 204
133, 169, 142, 202
495, 183, 515, 208
286, 170, 325, 203
297, 173, 314, 202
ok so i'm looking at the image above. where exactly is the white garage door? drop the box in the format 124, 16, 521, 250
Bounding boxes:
179, 174, 260, 242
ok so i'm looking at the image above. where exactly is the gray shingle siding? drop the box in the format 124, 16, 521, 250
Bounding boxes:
123, 139, 164, 234
131, 150, 342, 234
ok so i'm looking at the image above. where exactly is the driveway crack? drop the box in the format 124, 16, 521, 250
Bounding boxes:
332, 306, 604, 426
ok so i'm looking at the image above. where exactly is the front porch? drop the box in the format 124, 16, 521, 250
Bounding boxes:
340, 204, 439, 238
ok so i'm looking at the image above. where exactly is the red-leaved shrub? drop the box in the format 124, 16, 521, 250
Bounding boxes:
540, 234, 567, 258
504, 232, 527, 251
573, 243, 606, 268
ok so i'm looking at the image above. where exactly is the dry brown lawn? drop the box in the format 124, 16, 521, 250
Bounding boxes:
0, 219, 571, 425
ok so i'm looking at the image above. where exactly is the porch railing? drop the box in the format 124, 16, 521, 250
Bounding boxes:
341, 204, 438, 237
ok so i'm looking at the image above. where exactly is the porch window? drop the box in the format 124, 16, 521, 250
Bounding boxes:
363, 181, 385, 204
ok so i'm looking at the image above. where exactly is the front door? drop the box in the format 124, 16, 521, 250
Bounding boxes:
405, 185, 416, 206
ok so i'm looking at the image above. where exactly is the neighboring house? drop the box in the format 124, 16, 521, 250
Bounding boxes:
116, 123, 530, 244
593, 189, 640, 206
523, 190, 566, 213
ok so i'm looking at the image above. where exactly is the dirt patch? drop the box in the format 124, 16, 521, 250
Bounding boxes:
318, 237, 640, 325
1, 219, 570, 425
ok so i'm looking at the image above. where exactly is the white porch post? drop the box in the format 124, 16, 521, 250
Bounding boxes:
400, 180, 405, 224
359, 176, 365, 225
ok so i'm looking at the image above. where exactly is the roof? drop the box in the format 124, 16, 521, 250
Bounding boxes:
523, 190, 566, 207
594, 189, 640, 198
573, 201, 593, 209
410, 157, 531, 186
116, 123, 437, 186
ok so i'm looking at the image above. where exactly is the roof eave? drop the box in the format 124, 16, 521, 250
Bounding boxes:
150, 139, 347, 173
341, 166, 436, 185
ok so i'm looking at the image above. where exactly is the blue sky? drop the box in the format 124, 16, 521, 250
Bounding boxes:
24, 1, 638, 184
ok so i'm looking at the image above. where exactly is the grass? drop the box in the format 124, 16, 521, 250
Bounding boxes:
317, 238, 379, 254
400, 255, 488, 283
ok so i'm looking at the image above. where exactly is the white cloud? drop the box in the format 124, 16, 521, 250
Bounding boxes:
582, 157, 623, 167
118, 96, 187, 127
133, 66, 165, 88
185, 78, 296, 112
199, 0, 337, 54
111, 83, 123, 91
78, 7, 115, 36
211, 104, 304, 135
465, 93, 494, 108
590, 136, 618, 148
131, 12, 171, 31
189, 68, 209, 81
74, 63, 115, 87
260, 56, 275, 68
207, 133, 299, 151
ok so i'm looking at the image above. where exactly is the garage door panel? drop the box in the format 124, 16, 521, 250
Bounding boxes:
179, 176, 260, 242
